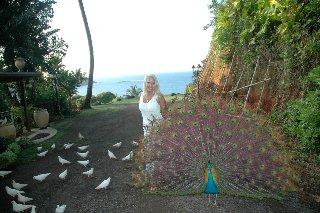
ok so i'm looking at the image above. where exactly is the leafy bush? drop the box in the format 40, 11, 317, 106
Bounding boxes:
0, 150, 17, 169
16, 137, 32, 149
7, 142, 21, 155
71, 95, 85, 110
11, 105, 37, 133
271, 67, 320, 158
0, 137, 13, 153
92, 92, 116, 105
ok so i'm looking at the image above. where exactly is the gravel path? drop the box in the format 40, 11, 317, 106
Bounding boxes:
0, 104, 318, 212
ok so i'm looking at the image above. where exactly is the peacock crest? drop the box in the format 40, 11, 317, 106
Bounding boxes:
142, 97, 299, 199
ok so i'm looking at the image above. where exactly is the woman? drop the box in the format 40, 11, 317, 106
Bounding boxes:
139, 74, 167, 136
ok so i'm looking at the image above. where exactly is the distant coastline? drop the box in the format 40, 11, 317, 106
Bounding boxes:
77, 71, 193, 96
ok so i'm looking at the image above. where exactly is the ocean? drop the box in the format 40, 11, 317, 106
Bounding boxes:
77, 71, 193, 96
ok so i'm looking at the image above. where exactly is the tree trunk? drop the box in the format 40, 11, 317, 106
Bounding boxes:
78, 0, 94, 109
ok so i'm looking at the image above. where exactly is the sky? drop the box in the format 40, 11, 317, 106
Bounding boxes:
51, 0, 213, 79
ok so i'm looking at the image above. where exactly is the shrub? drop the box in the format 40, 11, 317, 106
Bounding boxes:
0, 150, 17, 169
92, 92, 116, 105
0, 137, 14, 153
7, 142, 21, 155
16, 138, 32, 149
271, 67, 320, 157
11, 105, 37, 134
125, 95, 135, 99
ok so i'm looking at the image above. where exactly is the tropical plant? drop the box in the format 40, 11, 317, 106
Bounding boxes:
126, 85, 142, 98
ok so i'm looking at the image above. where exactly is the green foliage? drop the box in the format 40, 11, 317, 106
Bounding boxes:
0, 137, 14, 153
0, 137, 21, 169
270, 67, 320, 157
208, 0, 320, 98
0, 0, 86, 120
34, 56, 86, 116
92, 92, 116, 105
16, 137, 32, 149
7, 142, 21, 155
10, 105, 37, 134
126, 85, 142, 99
0, 150, 17, 169
0, 0, 59, 72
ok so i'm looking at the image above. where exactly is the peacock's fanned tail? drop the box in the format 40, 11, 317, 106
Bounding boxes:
144, 98, 298, 199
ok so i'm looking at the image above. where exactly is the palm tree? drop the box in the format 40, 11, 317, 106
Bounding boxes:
78, 0, 94, 109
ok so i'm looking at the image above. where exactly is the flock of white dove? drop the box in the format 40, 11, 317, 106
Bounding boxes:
0, 132, 139, 212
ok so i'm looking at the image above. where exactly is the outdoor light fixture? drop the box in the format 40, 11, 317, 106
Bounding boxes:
15, 57, 26, 71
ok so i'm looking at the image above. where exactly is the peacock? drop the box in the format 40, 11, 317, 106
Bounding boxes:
142, 97, 299, 200
204, 161, 219, 205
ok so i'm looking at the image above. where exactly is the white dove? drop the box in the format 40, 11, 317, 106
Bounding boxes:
31, 205, 36, 213
107, 150, 116, 159
58, 169, 68, 180
0, 117, 7, 125
112, 142, 122, 148
77, 151, 89, 158
78, 132, 84, 140
12, 180, 28, 190
78, 145, 89, 151
83, 168, 94, 177
11, 201, 33, 212
17, 193, 33, 204
51, 143, 56, 149
58, 156, 71, 165
0, 170, 12, 177
36, 146, 42, 151
63, 143, 74, 149
77, 160, 89, 167
55, 204, 66, 213
95, 177, 111, 190
122, 151, 133, 161
132, 140, 139, 146
37, 150, 48, 157
33, 173, 50, 182
5, 186, 25, 197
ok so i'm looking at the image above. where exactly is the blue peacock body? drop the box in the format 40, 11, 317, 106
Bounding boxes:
204, 161, 219, 195
143, 98, 298, 199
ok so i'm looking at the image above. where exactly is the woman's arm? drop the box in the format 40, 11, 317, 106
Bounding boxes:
157, 94, 167, 117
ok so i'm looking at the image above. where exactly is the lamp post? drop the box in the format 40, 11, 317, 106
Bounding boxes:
14, 57, 30, 131
15, 57, 26, 72
192, 64, 202, 99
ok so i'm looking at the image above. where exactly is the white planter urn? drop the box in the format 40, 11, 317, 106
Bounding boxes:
34, 109, 49, 128
0, 123, 16, 139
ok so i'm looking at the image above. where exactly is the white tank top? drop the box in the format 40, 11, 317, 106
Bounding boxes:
139, 93, 163, 128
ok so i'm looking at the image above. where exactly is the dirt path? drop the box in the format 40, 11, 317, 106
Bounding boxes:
0, 104, 317, 212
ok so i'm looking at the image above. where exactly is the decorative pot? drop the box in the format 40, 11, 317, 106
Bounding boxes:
0, 123, 16, 139
34, 109, 49, 128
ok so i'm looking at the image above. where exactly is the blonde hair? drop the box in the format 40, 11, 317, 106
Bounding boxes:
143, 74, 161, 95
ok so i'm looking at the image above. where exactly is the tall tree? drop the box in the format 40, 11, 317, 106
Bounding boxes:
78, 0, 94, 109
0, 0, 57, 72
